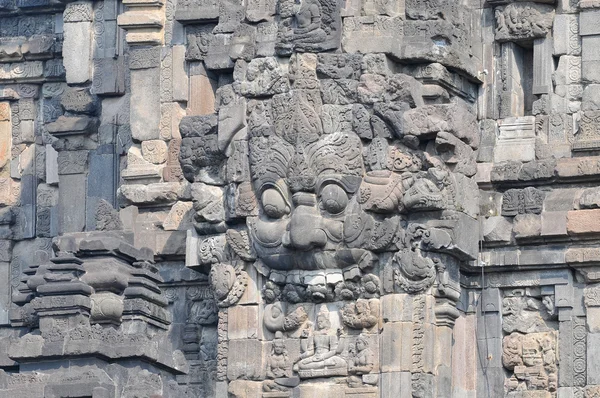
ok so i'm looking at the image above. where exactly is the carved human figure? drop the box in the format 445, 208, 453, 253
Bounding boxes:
266, 331, 292, 379
341, 299, 378, 329
293, 0, 326, 45
348, 335, 374, 375
495, 9, 507, 34
188, 299, 218, 325
294, 306, 347, 377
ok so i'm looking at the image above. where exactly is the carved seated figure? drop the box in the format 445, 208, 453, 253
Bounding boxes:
294, 307, 347, 378
348, 335, 374, 375
293, 0, 327, 46
267, 333, 292, 379
264, 331, 299, 392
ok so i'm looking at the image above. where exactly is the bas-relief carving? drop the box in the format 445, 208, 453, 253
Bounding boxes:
178, 32, 481, 394
10, 0, 598, 395
500, 290, 560, 396
276, 0, 342, 55
503, 331, 558, 394
494, 3, 555, 42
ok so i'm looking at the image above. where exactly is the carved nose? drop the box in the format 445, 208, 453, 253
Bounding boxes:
283, 193, 328, 250
287, 216, 328, 250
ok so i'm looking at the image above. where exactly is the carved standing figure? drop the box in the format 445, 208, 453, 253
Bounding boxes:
495, 8, 508, 34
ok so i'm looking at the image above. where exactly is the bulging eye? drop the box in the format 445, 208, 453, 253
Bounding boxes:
261, 189, 289, 219
320, 184, 348, 215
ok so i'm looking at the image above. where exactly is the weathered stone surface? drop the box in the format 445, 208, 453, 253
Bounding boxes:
567, 209, 600, 235
63, 22, 92, 84
0, 1, 599, 397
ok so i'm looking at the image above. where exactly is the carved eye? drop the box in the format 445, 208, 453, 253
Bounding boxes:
320, 184, 348, 215
261, 189, 289, 219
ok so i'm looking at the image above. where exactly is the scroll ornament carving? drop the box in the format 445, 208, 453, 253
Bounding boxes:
209, 263, 248, 307
584, 284, 600, 307
263, 302, 309, 333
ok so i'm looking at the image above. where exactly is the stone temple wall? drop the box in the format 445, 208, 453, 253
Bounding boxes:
0, 0, 598, 397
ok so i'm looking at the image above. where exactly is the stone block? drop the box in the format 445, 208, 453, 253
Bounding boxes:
46, 116, 98, 135
92, 57, 126, 96
580, 10, 600, 36
160, 102, 185, 141
297, 384, 346, 398
494, 117, 536, 163
483, 216, 512, 243
175, 0, 219, 22
583, 36, 600, 62
63, 22, 92, 84
172, 45, 188, 102
583, 61, 600, 83
544, 188, 579, 212
554, 15, 581, 56
0, 240, 11, 262
64, 2, 93, 22
130, 68, 161, 141
18, 120, 34, 144
162, 201, 193, 231
86, 147, 116, 231
205, 34, 235, 70
120, 182, 190, 206
155, 230, 187, 257
452, 315, 477, 394
188, 74, 217, 116
45, 144, 59, 185
583, 85, 600, 111
141, 140, 168, 164
0, 120, 10, 172
588, 332, 600, 385
555, 56, 582, 86
61, 87, 98, 115
567, 209, 600, 235
480, 191, 503, 218
380, 371, 412, 398
0, 62, 44, 81
475, 163, 492, 185
58, 173, 86, 234
587, 307, 600, 333
380, 321, 412, 372
381, 294, 413, 323
541, 211, 568, 236
36, 205, 58, 238
227, 380, 263, 398
476, 313, 501, 341
227, 305, 259, 340
533, 37, 553, 95
57, 150, 88, 174
519, 249, 565, 266
227, 339, 266, 381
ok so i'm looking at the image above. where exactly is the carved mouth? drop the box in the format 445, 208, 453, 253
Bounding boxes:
257, 250, 339, 271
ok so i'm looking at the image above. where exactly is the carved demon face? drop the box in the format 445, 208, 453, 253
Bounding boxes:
248, 129, 374, 271
180, 53, 479, 304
